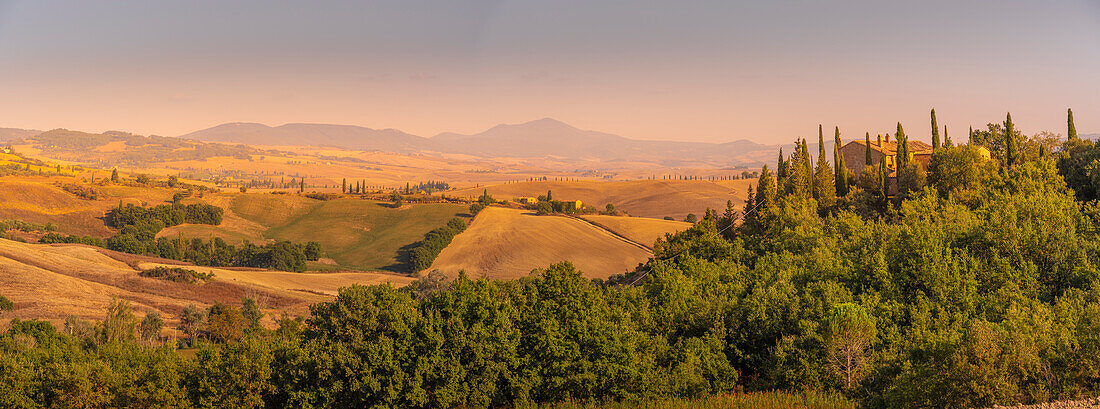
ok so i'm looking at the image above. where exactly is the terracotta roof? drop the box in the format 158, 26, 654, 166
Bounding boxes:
847, 139, 933, 154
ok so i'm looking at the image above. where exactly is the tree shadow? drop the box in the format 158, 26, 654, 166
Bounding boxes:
379, 240, 422, 274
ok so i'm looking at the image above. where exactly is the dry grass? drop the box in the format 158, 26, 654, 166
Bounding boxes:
580, 215, 692, 249
428, 207, 652, 280
446, 179, 751, 220
0, 238, 412, 328
136, 262, 415, 297
540, 391, 855, 409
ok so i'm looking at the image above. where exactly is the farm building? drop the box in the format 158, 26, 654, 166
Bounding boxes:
838, 139, 934, 176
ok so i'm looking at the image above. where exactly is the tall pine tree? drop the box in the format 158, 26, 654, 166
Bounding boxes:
895, 123, 908, 170
834, 126, 849, 197
944, 126, 952, 147
930, 108, 940, 151
865, 132, 873, 166
814, 128, 836, 208
1068, 108, 1078, 140
1004, 112, 1018, 167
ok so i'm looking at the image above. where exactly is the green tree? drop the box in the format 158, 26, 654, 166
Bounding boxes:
206, 302, 245, 343
102, 297, 138, 343
139, 311, 163, 342
0, 294, 13, 318
814, 129, 837, 209
242, 297, 264, 331
865, 132, 872, 166
341, 178, 347, 193
1068, 108, 1078, 140
685, 213, 698, 223
931, 108, 940, 151
822, 303, 875, 391
1004, 112, 1018, 167
928, 144, 987, 198
111, 168, 119, 182
178, 304, 205, 344
896, 122, 909, 169
834, 127, 849, 197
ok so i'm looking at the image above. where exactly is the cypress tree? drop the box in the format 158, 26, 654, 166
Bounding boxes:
814, 129, 836, 207
969, 126, 974, 145
895, 123, 908, 169
801, 138, 812, 194
877, 134, 884, 149
930, 108, 940, 151
1005, 112, 1018, 167
865, 132, 872, 166
944, 126, 952, 147
835, 127, 849, 197
878, 157, 888, 207
341, 178, 347, 193
1069, 108, 1078, 140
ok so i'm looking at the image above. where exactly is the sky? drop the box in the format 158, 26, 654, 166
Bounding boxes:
0, 0, 1098, 144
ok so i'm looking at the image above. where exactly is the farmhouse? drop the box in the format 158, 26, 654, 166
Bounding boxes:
838, 139, 935, 176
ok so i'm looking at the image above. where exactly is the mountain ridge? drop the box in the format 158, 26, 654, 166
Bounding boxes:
180, 118, 778, 167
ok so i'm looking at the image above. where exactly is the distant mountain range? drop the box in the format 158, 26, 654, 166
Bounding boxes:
180, 118, 778, 167
0, 128, 42, 142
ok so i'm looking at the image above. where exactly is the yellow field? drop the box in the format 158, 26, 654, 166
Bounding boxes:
0, 238, 412, 329
428, 207, 652, 280
580, 215, 692, 249
447, 179, 752, 220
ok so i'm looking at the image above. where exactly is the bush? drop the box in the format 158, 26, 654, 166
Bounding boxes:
408, 218, 466, 272
139, 267, 215, 284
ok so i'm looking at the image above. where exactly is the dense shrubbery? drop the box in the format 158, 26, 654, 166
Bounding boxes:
55, 182, 100, 200
105, 203, 223, 229
409, 217, 466, 272
96, 202, 320, 272
38, 232, 105, 247
139, 266, 215, 284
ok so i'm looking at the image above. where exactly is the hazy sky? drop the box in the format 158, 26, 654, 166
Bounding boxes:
1, 0, 1098, 143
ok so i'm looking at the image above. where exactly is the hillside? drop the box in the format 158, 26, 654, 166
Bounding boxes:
161, 194, 468, 272
447, 179, 752, 220
179, 122, 430, 152
580, 215, 692, 249
183, 118, 778, 167
427, 207, 652, 280
0, 238, 412, 327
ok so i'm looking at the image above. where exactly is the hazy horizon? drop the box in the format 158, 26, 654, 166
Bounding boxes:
1, 0, 1098, 144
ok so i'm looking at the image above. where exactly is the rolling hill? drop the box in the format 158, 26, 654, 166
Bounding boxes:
0, 238, 412, 327
447, 179, 752, 220
161, 194, 468, 272
427, 207, 654, 280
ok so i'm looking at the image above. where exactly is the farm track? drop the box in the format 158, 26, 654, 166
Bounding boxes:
553, 214, 653, 252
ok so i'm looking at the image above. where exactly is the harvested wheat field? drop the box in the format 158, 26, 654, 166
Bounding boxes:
580, 215, 692, 249
446, 179, 751, 220
136, 262, 415, 297
428, 207, 652, 280
0, 238, 413, 328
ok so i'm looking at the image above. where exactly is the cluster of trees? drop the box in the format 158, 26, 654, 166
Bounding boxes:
41, 201, 322, 272
146, 236, 321, 272
408, 218, 467, 272
532, 190, 588, 215
467, 189, 497, 216
105, 202, 224, 229
139, 266, 215, 284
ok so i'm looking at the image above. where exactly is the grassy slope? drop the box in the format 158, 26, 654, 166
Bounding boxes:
580, 215, 692, 249
446, 179, 751, 220
428, 207, 652, 280
229, 194, 466, 272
